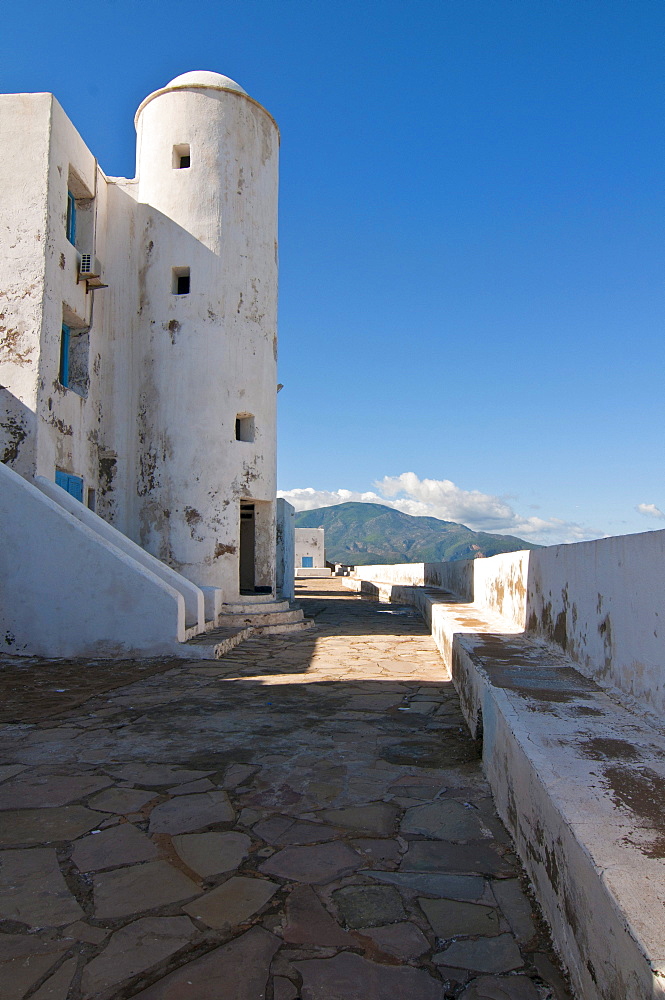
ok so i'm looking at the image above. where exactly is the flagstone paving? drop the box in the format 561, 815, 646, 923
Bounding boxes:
0, 579, 573, 999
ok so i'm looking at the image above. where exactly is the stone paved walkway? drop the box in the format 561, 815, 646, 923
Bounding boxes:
0, 579, 573, 999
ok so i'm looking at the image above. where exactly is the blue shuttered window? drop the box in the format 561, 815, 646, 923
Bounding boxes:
55, 470, 84, 502
302, 556, 314, 568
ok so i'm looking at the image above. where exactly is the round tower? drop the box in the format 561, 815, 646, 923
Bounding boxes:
133, 71, 279, 601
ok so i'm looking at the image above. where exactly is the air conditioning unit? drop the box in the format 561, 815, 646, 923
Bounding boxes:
78, 254, 102, 279
77, 253, 106, 289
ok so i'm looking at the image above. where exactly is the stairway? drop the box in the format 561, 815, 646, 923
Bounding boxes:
5, 465, 308, 660
181, 624, 254, 659
181, 593, 310, 658
215, 593, 310, 633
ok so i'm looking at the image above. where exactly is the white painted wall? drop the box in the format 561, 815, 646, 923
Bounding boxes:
295, 528, 325, 568
133, 75, 279, 595
0, 93, 51, 479
350, 530, 665, 718
520, 532, 665, 718
37, 475, 204, 629
276, 498, 295, 602
351, 561, 474, 599
0, 460, 186, 657
0, 91, 136, 529
1, 71, 281, 657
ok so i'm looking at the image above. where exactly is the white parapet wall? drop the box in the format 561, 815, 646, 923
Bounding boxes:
0, 461, 187, 658
517, 534, 665, 719
345, 534, 665, 999
349, 528, 665, 720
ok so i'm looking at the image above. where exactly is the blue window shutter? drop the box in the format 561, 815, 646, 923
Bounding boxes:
302, 556, 314, 568
67, 475, 83, 502
59, 325, 70, 387
66, 191, 76, 245
55, 470, 84, 502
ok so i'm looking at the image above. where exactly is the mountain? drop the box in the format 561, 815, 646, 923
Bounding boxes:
294, 502, 540, 565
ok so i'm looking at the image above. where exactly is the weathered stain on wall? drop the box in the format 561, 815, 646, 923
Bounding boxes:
354, 528, 665, 719
0, 405, 29, 465
214, 542, 236, 558
0, 315, 36, 366
129, 74, 278, 594
1, 74, 280, 603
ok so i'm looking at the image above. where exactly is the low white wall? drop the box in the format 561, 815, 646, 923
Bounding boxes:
351, 529, 665, 718
1, 461, 186, 657
352, 561, 474, 599
472, 550, 530, 627
37, 476, 204, 629
350, 553, 665, 997
352, 563, 427, 586
524, 532, 665, 718
276, 498, 295, 602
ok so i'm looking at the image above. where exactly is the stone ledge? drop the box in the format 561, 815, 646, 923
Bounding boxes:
344, 578, 665, 1000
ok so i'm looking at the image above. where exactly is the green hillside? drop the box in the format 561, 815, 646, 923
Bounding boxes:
294, 502, 540, 565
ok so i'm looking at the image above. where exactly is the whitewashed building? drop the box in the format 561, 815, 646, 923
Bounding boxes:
0, 71, 303, 657
295, 527, 331, 577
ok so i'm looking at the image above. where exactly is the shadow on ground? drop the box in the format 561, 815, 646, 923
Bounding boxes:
0, 579, 572, 1000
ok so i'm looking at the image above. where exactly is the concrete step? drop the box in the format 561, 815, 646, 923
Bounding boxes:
256, 619, 315, 635
221, 599, 291, 615
215, 607, 305, 628
179, 626, 252, 659
236, 592, 278, 604
184, 620, 215, 641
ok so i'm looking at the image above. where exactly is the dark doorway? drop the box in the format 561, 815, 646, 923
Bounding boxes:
239, 502, 255, 593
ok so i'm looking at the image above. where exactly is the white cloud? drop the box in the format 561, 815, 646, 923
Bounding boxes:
279, 472, 597, 545
276, 487, 385, 511
636, 503, 665, 520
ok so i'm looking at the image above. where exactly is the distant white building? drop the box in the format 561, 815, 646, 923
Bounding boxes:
0, 71, 303, 657
295, 527, 331, 577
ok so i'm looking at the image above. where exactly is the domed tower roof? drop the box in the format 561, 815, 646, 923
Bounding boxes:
135, 71, 250, 126
165, 71, 248, 95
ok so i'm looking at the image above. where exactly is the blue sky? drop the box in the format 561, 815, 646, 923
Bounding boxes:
4, 0, 664, 543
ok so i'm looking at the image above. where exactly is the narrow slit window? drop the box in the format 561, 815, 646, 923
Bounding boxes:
59, 325, 70, 387
173, 143, 191, 169
172, 266, 190, 295
66, 191, 76, 244
235, 414, 255, 442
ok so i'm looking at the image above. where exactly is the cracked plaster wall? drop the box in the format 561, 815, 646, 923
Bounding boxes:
132, 82, 278, 592
0, 93, 51, 478
353, 531, 665, 719
1, 77, 279, 602
0, 92, 131, 525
